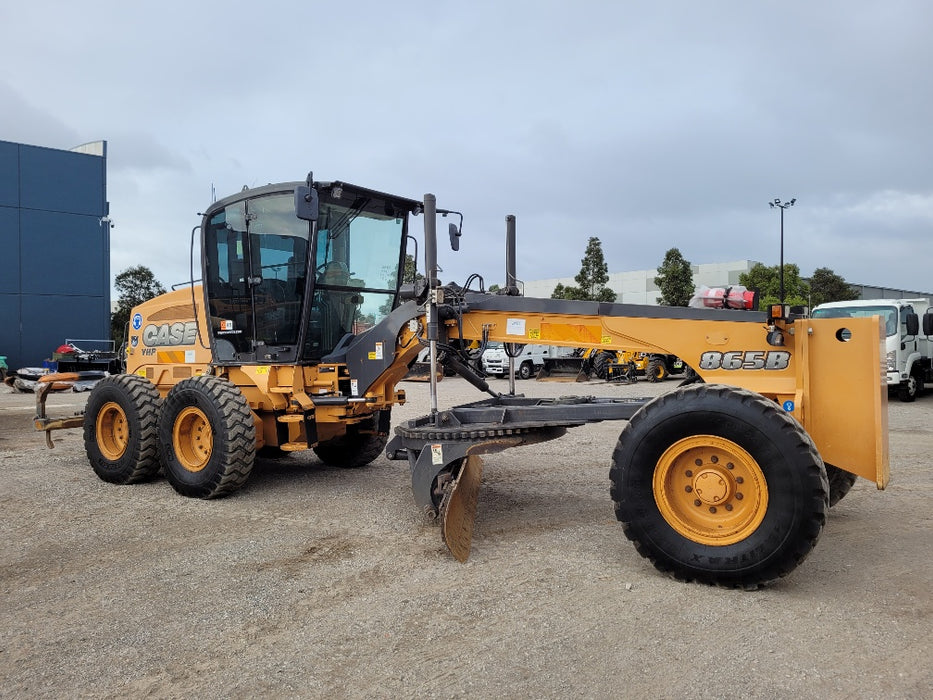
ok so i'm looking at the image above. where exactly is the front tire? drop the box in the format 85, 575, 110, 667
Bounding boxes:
83, 374, 161, 484
610, 384, 828, 588
518, 361, 533, 380
159, 376, 256, 498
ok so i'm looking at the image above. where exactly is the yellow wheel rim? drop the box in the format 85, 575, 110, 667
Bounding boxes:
173, 406, 213, 472
653, 435, 768, 546
96, 401, 128, 461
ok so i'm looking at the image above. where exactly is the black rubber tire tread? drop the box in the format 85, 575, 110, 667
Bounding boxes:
591, 351, 612, 380
159, 375, 256, 499
518, 362, 534, 380
83, 374, 161, 484
645, 357, 666, 383
825, 463, 858, 507
313, 433, 388, 468
897, 371, 921, 402
610, 383, 828, 589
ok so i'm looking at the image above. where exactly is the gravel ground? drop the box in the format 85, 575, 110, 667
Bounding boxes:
1, 375, 930, 699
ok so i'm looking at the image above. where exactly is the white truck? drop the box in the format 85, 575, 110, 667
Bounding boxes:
811, 298, 933, 402
481, 343, 557, 380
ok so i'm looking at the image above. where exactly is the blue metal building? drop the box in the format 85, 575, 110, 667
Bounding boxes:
0, 139, 110, 370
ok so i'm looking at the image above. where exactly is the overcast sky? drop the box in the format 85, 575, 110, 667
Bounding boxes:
3, 1, 932, 294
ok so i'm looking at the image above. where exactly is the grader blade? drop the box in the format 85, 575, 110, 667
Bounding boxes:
441, 455, 483, 562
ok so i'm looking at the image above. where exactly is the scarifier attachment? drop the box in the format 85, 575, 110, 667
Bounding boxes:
441, 455, 483, 562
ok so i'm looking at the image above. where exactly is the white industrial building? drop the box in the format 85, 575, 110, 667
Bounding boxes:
520, 260, 759, 304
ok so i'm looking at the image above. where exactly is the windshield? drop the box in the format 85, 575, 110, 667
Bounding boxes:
812, 305, 899, 337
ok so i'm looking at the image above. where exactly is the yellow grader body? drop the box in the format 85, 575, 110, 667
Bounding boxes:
445, 305, 888, 487
32, 176, 889, 588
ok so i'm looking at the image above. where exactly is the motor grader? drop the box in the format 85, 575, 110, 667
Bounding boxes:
34, 174, 889, 588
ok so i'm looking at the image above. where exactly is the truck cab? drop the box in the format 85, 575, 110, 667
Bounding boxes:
812, 298, 933, 401
481, 342, 553, 379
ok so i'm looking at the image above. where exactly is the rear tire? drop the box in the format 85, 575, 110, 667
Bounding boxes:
83, 374, 161, 484
610, 384, 828, 588
158, 375, 255, 498
518, 361, 533, 380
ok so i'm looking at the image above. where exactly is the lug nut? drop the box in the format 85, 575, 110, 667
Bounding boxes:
726, 462, 734, 470
710, 455, 719, 463
685, 485, 693, 493
736, 476, 744, 484
685, 470, 693, 477
709, 506, 717, 513
725, 504, 733, 511
735, 493, 743, 500
695, 458, 703, 466
694, 499, 702, 507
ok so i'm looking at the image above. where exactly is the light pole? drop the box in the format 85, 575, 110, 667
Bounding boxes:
769, 197, 795, 305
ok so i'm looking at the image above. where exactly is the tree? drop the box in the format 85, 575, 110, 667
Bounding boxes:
379, 254, 424, 319
551, 281, 586, 301
111, 266, 166, 341
401, 253, 423, 284
551, 237, 616, 302
654, 248, 694, 306
808, 267, 859, 308
739, 263, 809, 310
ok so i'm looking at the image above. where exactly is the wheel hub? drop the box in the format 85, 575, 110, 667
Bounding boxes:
692, 468, 734, 505
96, 401, 128, 461
173, 406, 213, 472
653, 435, 768, 546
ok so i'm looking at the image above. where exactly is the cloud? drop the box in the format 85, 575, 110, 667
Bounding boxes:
0, 82, 82, 150
2, 1, 932, 297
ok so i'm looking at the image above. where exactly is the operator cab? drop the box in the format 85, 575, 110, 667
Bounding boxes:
201, 180, 421, 365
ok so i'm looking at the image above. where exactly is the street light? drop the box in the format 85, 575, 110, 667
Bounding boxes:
769, 197, 796, 305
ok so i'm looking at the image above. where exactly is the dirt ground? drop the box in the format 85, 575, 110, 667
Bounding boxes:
0, 375, 930, 699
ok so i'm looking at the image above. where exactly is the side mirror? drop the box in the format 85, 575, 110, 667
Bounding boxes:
923, 313, 933, 336
295, 185, 319, 222
448, 222, 461, 251
905, 313, 919, 336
